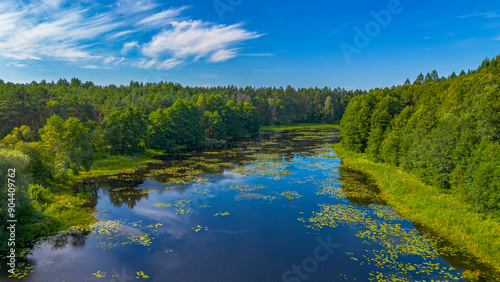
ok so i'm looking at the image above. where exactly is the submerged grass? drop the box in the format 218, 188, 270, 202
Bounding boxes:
260, 123, 340, 131
334, 143, 500, 277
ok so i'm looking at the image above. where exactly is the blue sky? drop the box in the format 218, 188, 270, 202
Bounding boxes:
0, 0, 499, 90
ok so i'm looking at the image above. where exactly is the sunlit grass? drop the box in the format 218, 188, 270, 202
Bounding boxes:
334, 143, 500, 277
260, 123, 340, 131
78, 149, 163, 178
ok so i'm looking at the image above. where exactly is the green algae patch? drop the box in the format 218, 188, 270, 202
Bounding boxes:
260, 123, 340, 131
334, 143, 500, 279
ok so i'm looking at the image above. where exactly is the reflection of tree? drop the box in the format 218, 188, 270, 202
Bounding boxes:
47, 232, 89, 250
106, 189, 149, 209
339, 166, 386, 207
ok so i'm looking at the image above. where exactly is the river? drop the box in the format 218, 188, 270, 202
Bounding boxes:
3, 128, 488, 281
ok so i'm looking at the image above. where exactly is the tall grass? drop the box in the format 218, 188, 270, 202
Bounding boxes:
334, 143, 500, 276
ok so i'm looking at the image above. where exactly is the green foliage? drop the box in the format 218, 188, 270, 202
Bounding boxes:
165, 99, 204, 147
202, 111, 227, 140
340, 54, 500, 216
340, 96, 371, 152
101, 107, 146, 155
147, 107, 175, 150
0, 149, 40, 249
40, 115, 93, 174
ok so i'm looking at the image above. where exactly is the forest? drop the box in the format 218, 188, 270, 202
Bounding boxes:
0, 81, 360, 249
340, 54, 500, 218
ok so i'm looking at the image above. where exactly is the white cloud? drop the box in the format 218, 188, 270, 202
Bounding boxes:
7, 62, 27, 67
121, 41, 139, 54
142, 20, 262, 62
137, 58, 158, 69
157, 58, 183, 70
493, 35, 500, 41
458, 12, 500, 18
209, 48, 238, 63
136, 6, 188, 27
109, 30, 135, 39
0, 0, 263, 70
82, 65, 112, 69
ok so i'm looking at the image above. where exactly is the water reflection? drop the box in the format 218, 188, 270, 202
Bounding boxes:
4, 129, 498, 281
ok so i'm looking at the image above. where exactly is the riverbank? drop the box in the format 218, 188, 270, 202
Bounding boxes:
260, 123, 340, 131
334, 143, 500, 279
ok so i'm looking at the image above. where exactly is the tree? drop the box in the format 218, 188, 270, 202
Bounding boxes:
196, 93, 207, 114
101, 107, 146, 155
164, 99, 203, 147
242, 102, 261, 136
1, 125, 36, 149
147, 108, 175, 150
322, 96, 335, 123
39, 115, 93, 174
0, 149, 40, 249
340, 96, 371, 152
413, 73, 424, 85
39, 115, 65, 175
206, 94, 225, 112
202, 111, 227, 140
62, 117, 93, 172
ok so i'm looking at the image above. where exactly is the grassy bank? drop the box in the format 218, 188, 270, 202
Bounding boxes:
260, 123, 340, 131
334, 143, 500, 276
78, 149, 163, 179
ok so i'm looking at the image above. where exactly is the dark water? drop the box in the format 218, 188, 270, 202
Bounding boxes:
2, 129, 494, 281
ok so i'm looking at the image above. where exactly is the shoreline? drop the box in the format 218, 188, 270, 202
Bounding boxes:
334, 143, 500, 279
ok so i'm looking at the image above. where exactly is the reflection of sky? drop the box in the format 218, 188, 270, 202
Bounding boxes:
18, 133, 471, 281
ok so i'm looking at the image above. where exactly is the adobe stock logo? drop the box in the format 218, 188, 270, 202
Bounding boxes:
281, 235, 340, 282
340, 0, 404, 63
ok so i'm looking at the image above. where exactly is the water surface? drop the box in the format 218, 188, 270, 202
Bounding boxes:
4, 129, 489, 281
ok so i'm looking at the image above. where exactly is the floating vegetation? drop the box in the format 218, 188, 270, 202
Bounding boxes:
315, 178, 344, 199
152, 202, 172, 207
128, 234, 153, 247
214, 211, 230, 216
92, 271, 106, 278
300, 203, 462, 280
84, 219, 164, 251
7, 263, 35, 279
174, 199, 192, 214
370, 205, 403, 222
230, 184, 268, 192
299, 204, 368, 230
136, 271, 150, 278
235, 192, 276, 201
280, 191, 302, 200
231, 159, 295, 180
192, 225, 208, 232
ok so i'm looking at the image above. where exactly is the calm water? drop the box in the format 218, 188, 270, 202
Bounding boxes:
3, 129, 493, 281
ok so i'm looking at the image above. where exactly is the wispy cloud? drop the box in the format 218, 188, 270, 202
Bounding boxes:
458, 11, 500, 18
493, 35, 500, 41
121, 41, 139, 54
136, 6, 188, 27
141, 20, 262, 62
0, 0, 263, 70
6, 62, 27, 67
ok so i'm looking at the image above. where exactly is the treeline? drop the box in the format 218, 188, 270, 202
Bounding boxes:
0, 80, 363, 139
0, 95, 260, 248
340, 55, 500, 217
1, 96, 260, 178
